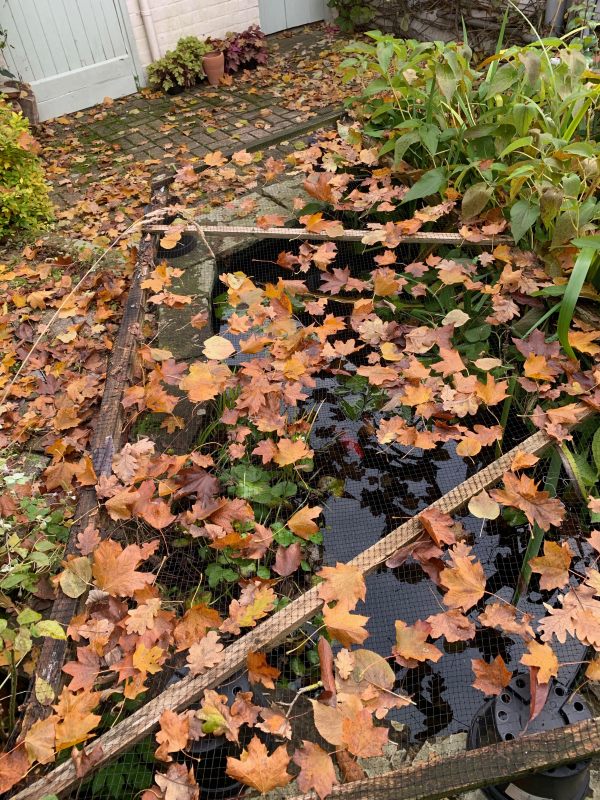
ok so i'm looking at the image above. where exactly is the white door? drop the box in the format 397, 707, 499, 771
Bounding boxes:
259, 0, 327, 35
0, 0, 140, 121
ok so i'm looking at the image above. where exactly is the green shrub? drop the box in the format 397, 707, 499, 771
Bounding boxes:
0, 100, 52, 239
328, 0, 375, 32
147, 36, 210, 92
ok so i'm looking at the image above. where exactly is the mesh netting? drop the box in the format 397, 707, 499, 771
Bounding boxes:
22, 232, 598, 800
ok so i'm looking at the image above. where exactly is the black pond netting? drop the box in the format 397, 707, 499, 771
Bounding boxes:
60, 234, 597, 800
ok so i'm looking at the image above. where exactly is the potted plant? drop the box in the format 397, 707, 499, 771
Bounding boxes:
220, 25, 268, 74
202, 48, 225, 86
147, 36, 210, 94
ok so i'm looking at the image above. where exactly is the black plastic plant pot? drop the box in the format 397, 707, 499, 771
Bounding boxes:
167, 669, 264, 800
156, 231, 198, 259
153, 202, 198, 260
468, 673, 591, 800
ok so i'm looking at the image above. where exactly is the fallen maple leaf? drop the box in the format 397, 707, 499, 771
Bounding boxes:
392, 619, 443, 668
174, 604, 223, 652
76, 524, 101, 556
155, 709, 189, 762
521, 640, 558, 684
341, 708, 389, 757
529, 540, 573, 591
92, 539, 157, 597
419, 507, 462, 546
0, 744, 30, 793
472, 656, 512, 695
323, 600, 369, 647
153, 763, 199, 800
510, 451, 540, 471
226, 736, 292, 793
221, 582, 276, 635
293, 741, 337, 800
273, 437, 313, 467
439, 543, 486, 612
490, 472, 565, 531
317, 563, 366, 608
24, 717, 56, 765
247, 652, 280, 689
478, 603, 535, 639
287, 505, 322, 538
63, 647, 100, 692
426, 609, 476, 642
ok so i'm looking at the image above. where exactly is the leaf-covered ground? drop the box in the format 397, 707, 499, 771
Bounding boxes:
2, 27, 600, 800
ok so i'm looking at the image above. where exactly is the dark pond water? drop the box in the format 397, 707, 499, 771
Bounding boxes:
216, 238, 590, 742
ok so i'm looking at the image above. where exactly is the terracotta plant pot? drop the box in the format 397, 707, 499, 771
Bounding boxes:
202, 51, 225, 86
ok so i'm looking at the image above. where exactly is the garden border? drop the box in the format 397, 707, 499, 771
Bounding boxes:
17, 196, 167, 738
12, 415, 592, 799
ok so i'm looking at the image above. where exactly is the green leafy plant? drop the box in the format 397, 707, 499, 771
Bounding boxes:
340, 34, 600, 257
328, 0, 375, 32
0, 99, 52, 238
147, 36, 210, 92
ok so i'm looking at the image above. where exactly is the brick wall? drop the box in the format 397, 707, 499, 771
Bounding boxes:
127, 0, 260, 69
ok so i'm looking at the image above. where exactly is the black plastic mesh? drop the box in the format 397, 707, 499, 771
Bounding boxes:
60, 234, 596, 800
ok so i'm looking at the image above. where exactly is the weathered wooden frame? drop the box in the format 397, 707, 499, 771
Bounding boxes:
144, 223, 508, 247
13, 421, 589, 800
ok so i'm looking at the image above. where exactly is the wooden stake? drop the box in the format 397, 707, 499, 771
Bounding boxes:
11, 423, 573, 800
286, 714, 600, 800
143, 223, 508, 247
17, 234, 156, 737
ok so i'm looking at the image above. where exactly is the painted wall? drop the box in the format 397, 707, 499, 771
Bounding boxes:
126, 0, 260, 68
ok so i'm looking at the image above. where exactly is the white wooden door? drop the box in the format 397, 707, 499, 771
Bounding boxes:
0, 0, 140, 121
259, 0, 327, 35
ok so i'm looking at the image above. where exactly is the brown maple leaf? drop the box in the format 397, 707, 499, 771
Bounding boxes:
490, 472, 565, 531
293, 741, 338, 800
174, 604, 222, 652
287, 505, 322, 538
317, 563, 366, 608
92, 539, 157, 597
419, 507, 462, 547
226, 736, 292, 794
155, 709, 189, 762
392, 619, 443, 668
247, 652, 280, 689
472, 656, 512, 696
439, 542, 486, 612
478, 602, 534, 639
529, 540, 572, 591
520, 640, 558, 684
63, 647, 100, 692
426, 609, 476, 642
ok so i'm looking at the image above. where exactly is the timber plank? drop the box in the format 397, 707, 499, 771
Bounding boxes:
286, 715, 600, 800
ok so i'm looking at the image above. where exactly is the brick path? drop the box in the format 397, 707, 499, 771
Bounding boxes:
41, 24, 350, 209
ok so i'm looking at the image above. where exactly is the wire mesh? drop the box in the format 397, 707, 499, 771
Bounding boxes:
33, 233, 598, 800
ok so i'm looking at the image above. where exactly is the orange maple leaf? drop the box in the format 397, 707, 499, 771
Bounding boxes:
316, 563, 366, 609
287, 505, 322, 538
392, 620, 443, 668
226, 736, 292, 794
323, 600, 369, 647
472, 655, 512, 696
490, 472, 565, 531
92, 539, 157, 597
529, 540, 572, 591
439, 542, 486, 612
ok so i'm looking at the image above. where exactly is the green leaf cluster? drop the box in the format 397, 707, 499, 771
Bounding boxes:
0, 100, 52, 239
147, 36, 211, 93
